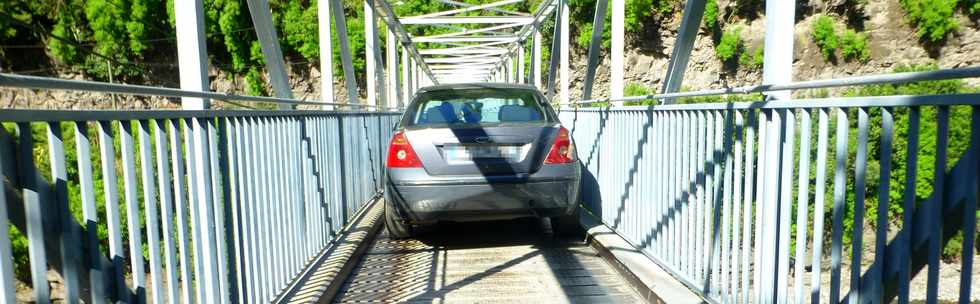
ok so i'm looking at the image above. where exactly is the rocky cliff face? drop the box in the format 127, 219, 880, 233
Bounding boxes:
563, 0, 980, 102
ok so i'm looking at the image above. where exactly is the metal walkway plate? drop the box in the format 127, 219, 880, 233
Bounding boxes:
333, 219, 642, 303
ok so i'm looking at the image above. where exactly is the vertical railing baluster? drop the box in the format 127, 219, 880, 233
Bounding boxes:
182, 117, 205, 303
872, 107, 894, 304
721, 109, 734, 301
741, 109, 756, 304
811, 108, 830, 304
926, 106, 950, 304
169, 119, 194, 304
14, 123, 50, 303
776, 109, 795, 304
152, 119, 179, 303
137, 120, 163, 304
959, 106, 979, 304
208, 118, 230, 303
794, 109, 812, 304
897, 106, 921, 304
96, 120, 129, 302
712, 110, 724, 297
752, 110, 768, 303
217, 117, 237, 303
849, 107, 870, 304
731, 110, 745, 302
119, 120, 147, 302
47, 122, 81, 302
0, 127, 15, 303
74, 121, 107, 302
830, 108, 849, 303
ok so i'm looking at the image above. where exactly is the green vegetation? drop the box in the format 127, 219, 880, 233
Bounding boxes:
840, 29, 870, 62
809, 14, 870, 63
739, 47, 763, 69
811, 15, 840, 60
702, 0, 719, 31
715, 27, 742, 63
899, 0, 959, 42
570, 0, 673, 49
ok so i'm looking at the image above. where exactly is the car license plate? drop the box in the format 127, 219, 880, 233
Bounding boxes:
446, 145, 522, 161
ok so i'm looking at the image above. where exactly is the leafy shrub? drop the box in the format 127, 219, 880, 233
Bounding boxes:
739, 47, 763, 69
840, 29, 870, 62
715, 27, 743, 63
899, 0, 959, 42
624, 82, 650, 96
811, 15, 840, 60
703, 0, 719, 30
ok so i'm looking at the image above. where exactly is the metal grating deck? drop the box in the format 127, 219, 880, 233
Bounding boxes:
333, 219, 642, 303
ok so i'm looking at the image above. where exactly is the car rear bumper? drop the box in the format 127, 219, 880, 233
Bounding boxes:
385, 164, 581, 224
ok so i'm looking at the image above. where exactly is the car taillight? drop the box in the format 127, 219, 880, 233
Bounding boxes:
386, 131, 422, 168
544, 127, 576, 164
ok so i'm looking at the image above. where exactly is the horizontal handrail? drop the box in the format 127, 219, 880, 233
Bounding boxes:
570, 66, 980, 105
0, 73, 402, 110
565, 93, 980, 112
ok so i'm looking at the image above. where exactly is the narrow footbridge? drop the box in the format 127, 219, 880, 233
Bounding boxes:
1, 0, 979, 303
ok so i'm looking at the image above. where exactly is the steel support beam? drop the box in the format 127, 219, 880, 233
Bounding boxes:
364, 0, 377, 107
245, 0, 294, 109
581, 0, 608, 100
175, 0, 209, 110
533, 27, 542, 88
610, 0, 624, 103
659, 0, 706, 104
413, 36, 520, 43
410, 0, 523, 18
545, 0, 564, 101
435, 0, 529, 16
368, 0, 439, 84
417, 22, 526, 40
329, 0, 360, 106
386, 28, 400, 109
559, 0, 569, 104
401, 47, 411, 106
399, 16, 534, 25
518, 45, 525, 84
317, 0, 334, 109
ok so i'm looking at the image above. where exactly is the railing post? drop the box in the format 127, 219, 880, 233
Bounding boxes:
610, 0, 624, 103
532, 26, 542, 89
387, 28, 400, 109
174, 0, 209, 110
318, 0, 334, 109
558, 0, 569, 105
365, 0, 378, 107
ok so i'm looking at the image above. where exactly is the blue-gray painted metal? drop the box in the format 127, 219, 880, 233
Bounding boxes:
0, 110, 398, 303
558, 96, 979, 304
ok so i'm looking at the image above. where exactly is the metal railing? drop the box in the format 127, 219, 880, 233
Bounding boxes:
0, 77, 399, 303
562, 90, 979, 302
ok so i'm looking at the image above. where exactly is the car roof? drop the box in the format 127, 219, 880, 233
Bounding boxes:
416, 82, 540, 93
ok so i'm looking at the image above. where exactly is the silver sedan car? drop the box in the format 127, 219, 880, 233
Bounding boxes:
383, 83, 581, 238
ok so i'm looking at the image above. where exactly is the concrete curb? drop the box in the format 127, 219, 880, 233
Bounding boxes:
276, 198, 385, 304
580, 209, 707, 304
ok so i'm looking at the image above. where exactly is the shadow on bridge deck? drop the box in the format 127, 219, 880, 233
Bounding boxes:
332, 218, 641, 303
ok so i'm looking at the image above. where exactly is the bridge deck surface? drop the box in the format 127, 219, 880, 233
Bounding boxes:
333, 218, 642, 303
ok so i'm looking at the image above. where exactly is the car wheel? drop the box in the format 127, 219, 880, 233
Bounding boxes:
384, 200, 413, 239
551, 206, 583, 236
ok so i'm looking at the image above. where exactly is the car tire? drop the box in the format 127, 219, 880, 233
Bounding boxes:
384, 200, 413, 239
551, 206, 583, 236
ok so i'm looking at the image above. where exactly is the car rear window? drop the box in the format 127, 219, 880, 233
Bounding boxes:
404, 88, 550, 127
